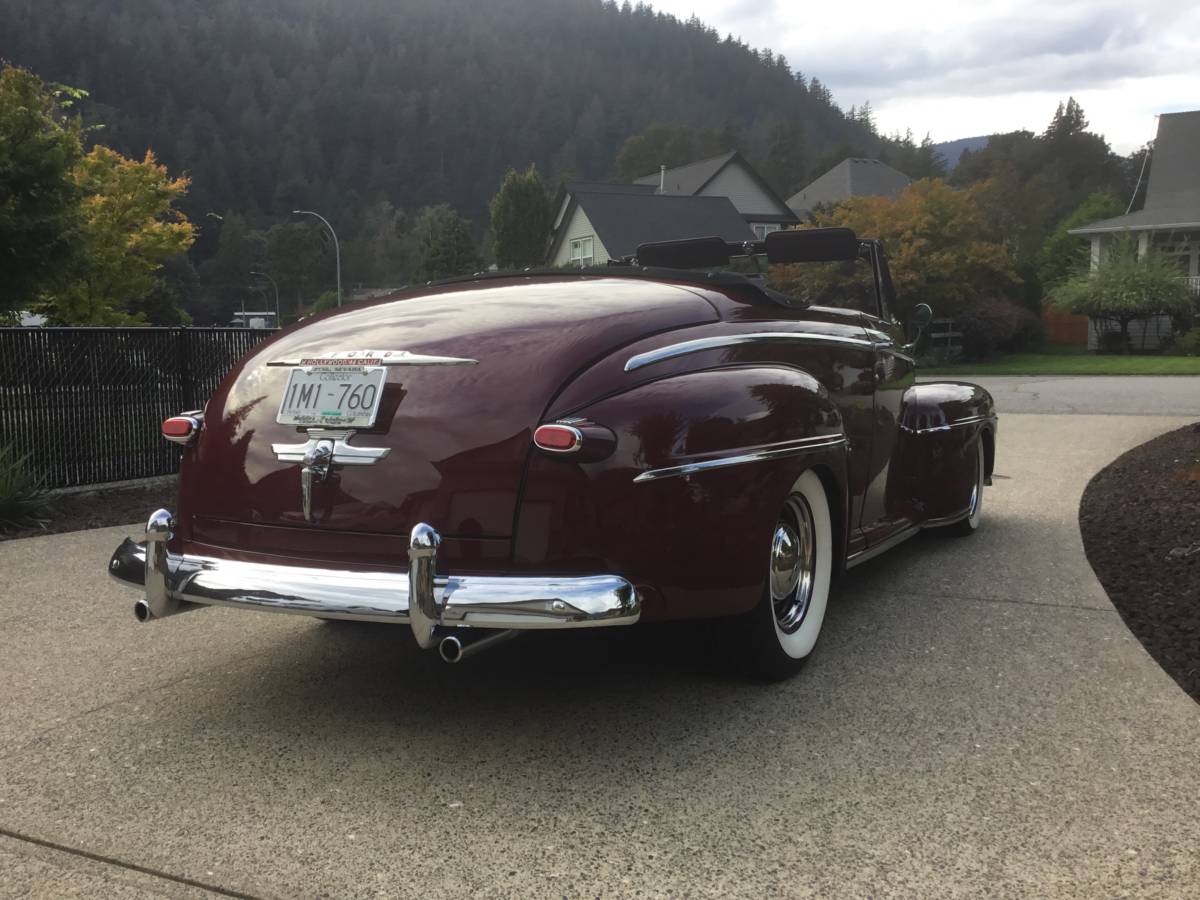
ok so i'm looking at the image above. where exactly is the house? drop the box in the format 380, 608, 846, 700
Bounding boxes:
787, 158, 912, 218
632, 151, 799, 239
547, 181, 756, 267
1069, 110, 1200, 290
1069, 109, 1200, 349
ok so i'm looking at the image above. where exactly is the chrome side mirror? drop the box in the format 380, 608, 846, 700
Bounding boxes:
904, 303, 933, 352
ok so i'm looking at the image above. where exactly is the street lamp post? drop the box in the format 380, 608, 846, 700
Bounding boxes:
251, 270, 280, 326
293, 209, 342, 308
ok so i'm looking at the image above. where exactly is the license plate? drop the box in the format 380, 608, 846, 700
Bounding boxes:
276, 365, 387, 428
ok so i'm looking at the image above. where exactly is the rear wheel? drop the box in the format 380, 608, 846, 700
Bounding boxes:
739, 470, 833, 681
945, 437, 985, 537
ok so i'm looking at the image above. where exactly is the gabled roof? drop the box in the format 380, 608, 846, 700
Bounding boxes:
787, 158, 912, 215
634, 150, 739, 194
633, 150, 796, 219
1070, 110, 1200, 235
548, 189, 755, 262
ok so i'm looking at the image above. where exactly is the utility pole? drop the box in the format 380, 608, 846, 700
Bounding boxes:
251, 270, 280, 326
293, 209, 342, 307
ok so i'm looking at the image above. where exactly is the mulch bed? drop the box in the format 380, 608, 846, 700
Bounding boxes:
1080, 423, 1200, 703
0, 480, 176, 542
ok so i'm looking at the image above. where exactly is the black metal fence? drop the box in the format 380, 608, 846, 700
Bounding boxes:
0, 328, 276, 489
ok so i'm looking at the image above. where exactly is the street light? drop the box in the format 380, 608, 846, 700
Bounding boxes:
251, 270, 280, 326
293, 209, 341, 308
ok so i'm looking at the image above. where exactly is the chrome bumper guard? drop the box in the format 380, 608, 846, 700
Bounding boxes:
109, 510, 640, 649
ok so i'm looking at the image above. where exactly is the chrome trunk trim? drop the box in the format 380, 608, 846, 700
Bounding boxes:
633, 434, 846, 483
109, 519, 640, 635
267, 350, 477, 367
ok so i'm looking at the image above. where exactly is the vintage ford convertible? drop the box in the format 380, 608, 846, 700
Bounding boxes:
110, 228, 995, 678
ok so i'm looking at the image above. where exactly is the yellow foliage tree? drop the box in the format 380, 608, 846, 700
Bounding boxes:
779, 178, 1020, 318
38, 147, 194, 324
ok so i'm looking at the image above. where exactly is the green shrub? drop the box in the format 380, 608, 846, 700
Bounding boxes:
960, 298, 1043, 361
1168, 329, 1200, 357
0, 442, 52, 533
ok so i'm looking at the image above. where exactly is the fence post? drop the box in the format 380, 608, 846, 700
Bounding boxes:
177, 328, 194, 411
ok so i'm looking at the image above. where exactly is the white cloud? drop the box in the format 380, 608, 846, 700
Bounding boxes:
649, 0, 1200, 153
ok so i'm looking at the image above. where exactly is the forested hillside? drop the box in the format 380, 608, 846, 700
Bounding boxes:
0, 0, 887, 232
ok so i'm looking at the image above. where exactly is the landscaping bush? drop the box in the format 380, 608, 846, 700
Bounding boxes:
0, 442, 52, 533
1167, 329, 1200, 357
959, 298, 1043, 361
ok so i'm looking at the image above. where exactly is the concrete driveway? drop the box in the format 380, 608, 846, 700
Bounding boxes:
2, 392, 1199, 896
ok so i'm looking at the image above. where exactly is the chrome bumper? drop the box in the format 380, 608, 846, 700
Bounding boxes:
109, 510, 640, 649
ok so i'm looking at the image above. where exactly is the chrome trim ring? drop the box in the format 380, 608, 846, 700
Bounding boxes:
633, 434, 846, 483
624, 331, 874, 372
772, 495, 816, 634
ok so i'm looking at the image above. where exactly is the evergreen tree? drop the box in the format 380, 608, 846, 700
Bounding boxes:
489, 165, 550, 269
410, 205, 481, 282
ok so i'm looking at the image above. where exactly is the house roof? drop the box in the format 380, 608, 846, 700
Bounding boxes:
633, 151, 795, 219
634, 150, 739, 194
548, 189, 756, 262
1070, 110, 1200, 235
786, 158, 912, 215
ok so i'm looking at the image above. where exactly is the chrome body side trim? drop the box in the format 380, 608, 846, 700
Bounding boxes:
921, 506, 972, 529
901, 414, 992, 436
624, 331, 874, 372
267, 350, 476, 367
109, 519, 641, 634
633, 434, 846, 483
844, 523, 921, 569
271, 429, 390, 465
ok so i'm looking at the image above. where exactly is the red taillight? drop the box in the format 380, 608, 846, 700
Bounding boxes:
162, 415, 201, 446
533, 424, 583, 453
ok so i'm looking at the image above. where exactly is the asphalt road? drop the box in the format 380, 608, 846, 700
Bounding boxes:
2, 398, 1199, 896
923, 374, 1200, 417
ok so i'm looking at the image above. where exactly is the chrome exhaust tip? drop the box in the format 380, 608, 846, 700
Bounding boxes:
134, 599, 152, 622
437, 629, 518, 664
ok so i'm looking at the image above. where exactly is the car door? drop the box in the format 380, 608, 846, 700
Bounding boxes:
857, 243, 917, 546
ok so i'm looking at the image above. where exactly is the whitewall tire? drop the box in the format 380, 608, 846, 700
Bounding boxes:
741, 469, 834, 680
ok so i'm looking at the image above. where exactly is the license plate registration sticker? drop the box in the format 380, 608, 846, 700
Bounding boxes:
276, 364, 387, 428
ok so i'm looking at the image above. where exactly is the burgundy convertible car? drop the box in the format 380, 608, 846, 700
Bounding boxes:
110, 228, 995, 678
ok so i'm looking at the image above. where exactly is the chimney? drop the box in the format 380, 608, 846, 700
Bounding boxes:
659, 164, 666, 194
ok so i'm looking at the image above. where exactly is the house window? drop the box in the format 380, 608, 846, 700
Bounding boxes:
752, 223, 783, 241
569, 236, 594, 267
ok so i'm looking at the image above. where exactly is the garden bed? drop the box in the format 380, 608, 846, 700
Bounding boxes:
1079, 423, 1200, 703
0, 479, 176, 541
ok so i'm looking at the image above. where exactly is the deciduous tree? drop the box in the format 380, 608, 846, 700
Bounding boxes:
37, 147, 194, 324
1049, 239, 1192, 353
791, 179, 1020, 317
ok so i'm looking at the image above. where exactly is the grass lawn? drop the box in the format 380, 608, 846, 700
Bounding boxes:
923, 344, 1200, 376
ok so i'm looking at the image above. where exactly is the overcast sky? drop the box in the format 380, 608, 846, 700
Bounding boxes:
649, 0, 1200, 154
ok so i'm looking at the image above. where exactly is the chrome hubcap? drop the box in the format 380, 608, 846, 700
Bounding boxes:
771, 496, 816, 633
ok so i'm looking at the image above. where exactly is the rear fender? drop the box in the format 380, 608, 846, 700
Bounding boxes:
513, 366, 849, 621
894, 381, 996, 523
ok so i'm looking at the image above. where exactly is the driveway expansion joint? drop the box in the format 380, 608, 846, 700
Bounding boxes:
0, 827, 260, 899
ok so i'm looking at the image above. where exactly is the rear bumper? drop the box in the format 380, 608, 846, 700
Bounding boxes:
109, 510, 640, 648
